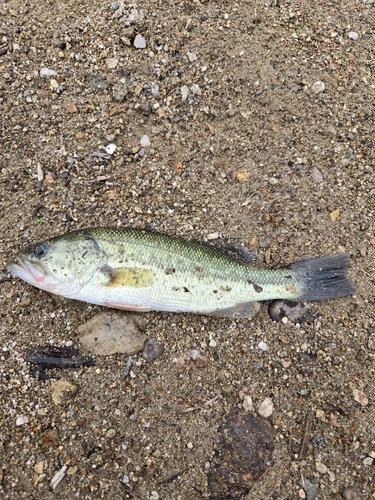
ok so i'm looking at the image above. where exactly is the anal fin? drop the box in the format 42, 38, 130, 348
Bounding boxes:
210, 301, 260, 318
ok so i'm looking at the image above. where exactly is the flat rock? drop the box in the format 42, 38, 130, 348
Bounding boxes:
78, 312, 147, 355
208, 411, 274, 499
51, 377, 77, 406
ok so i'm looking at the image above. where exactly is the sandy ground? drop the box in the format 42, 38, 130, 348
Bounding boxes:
1, 0, 375, 498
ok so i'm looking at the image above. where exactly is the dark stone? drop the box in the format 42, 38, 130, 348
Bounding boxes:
268, 299, 315, 324
208, 411, 274, 499
142, 338, 164, 363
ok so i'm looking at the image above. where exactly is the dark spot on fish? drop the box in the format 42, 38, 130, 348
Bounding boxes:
165, 268, 176, 275
183, 287, 190, 293
213, 290, 218, 294
285, 275, 292, 279
247, 279, 263, 293
220, 286, 232, 292
194, 266, 203, 273
172, 286, 179, 291
82, 251, 88, 258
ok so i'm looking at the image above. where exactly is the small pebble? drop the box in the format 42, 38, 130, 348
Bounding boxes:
315, 462, 328, 474
106, 428, 116, 438
187, 52, 197, 62
311, 166, 323, 183
66, 103, 78, 114
190, 84, 201, 95
348, 31, 359, 41
363, 456, 373, 466
187, 442, 193, 449
140, 135, 151, 147
258, 341, 268, 351
16, 415, 29, 426
353, 388, 368, 406
105, 143, 117, 155
312, 436, 324, 447
106, 57, 118, 69
180, 85, 190, 101
111, 1, 118, 10
142, 338, 164, 363
258, 397, 274, 418
311, 81, 325, 95
242, 395, 254, 412
134, 34, 146, 49
40, 67, 57, 78
151, 85, 159, 97
112, 83, 128, 102
122, 475, 129, 483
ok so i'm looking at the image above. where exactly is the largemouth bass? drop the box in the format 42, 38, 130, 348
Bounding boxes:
7, 227, 355, 318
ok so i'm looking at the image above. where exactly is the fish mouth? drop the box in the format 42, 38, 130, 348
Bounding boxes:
7, 257, 46, 287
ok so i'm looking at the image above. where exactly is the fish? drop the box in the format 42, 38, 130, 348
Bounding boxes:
7, 227, 355, 318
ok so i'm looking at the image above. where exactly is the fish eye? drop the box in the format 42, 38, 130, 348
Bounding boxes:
32, 242, 49, 259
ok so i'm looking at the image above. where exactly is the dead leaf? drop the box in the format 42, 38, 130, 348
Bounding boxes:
206, 122, 214, 134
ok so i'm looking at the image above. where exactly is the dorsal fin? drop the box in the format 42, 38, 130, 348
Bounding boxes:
211, 240, 257, 266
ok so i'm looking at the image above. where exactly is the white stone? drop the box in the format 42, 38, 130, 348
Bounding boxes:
190, 84, 202, 95
134, 34, 146, 49
242, 395, 254, 412
180, 85, 190, 101
40, 68, 57, 78
105, 143, 117, 155
258, 341, 268, 351
348, 31, 359, 40
140, 135, 151, 147
16, 415, 29, 426
311, 81, 326, 95
258, 397, 274, 418
106, 57, 118, 69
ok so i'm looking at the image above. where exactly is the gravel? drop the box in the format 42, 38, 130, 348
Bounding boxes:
1, 0, 374, 498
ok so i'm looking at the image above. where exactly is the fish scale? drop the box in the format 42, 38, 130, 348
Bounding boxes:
7, 227, 355, 318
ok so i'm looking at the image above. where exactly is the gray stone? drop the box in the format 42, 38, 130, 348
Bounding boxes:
134, 34, 146, 49
112, 83, 128, 101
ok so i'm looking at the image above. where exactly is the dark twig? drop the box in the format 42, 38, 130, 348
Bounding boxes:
300, 409, 314, 459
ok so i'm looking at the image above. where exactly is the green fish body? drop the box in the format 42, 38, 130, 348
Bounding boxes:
7, 227, 355, 318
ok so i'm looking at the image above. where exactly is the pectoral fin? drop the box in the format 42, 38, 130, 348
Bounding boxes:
210, 301, 260, 318
101, 266, 155, 288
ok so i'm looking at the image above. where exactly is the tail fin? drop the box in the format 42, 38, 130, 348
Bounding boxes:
291, 253, 355, 301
